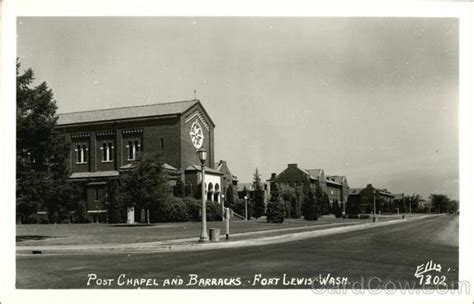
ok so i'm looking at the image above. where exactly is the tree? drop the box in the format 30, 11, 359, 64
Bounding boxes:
430, 194, 450, 213
16, 60, 69, 223
225, 185, 235, 206
280, 186, 294, 218
117, 152, 169, 224
252, 168, 265, 219
266, 182, 285, 223
321, 192, 331, 215
331, 200, 342, 218
405, 194, 421, 213
447, 200, 459, 214
107, 179, 124, 223
301, 184, 323, 220
173, 178, 185, 198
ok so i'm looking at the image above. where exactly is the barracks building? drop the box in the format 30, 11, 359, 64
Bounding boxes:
56, 99, 229, 222
268, 163, 350, 206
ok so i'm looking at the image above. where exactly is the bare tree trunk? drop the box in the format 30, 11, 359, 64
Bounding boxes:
146, 208, 150, 225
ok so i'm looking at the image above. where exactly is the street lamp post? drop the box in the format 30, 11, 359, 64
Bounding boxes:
408, 197, 412, 217
198, 148, 209, 242
221, 193, 225, 222
373, 188, 377, 222
244, 195, 248, 221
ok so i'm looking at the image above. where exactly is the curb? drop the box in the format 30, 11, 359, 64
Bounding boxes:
16, 215, 442, 256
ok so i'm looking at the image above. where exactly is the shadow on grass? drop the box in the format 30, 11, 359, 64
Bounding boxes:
108, 223, 155, 228
16, 235, 56, 242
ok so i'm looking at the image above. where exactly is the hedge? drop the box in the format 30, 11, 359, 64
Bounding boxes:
183, 197, 222, 222
152, 196, 189, 222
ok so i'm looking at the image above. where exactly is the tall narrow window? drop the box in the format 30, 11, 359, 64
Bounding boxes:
82, 145, 87, 163
102, 143, 107, 161
101, 142, 113, 162
134, 140, 139, 157
107, 143, 113, 161
160, 138, 164, 155
76, 145, 81, 163
127, 140, 140, 160
128, 141, 133, 160
76, 144, 88, 164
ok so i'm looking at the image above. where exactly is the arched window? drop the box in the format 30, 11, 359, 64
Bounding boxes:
213, 184, 220, 202
207, 183, 213, 201
128, 141, 133, 160
127, 140, 141, 160
102, 143, 107, 161
76, 145, 81, 163
101, 142, 113, 162
76, 144, 88, 164
82, 145, 87, 163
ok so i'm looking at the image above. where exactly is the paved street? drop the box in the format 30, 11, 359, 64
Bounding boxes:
16, 215, 458, 289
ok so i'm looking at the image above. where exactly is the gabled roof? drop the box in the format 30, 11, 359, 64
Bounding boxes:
305, 169, 324, 180
349, 188, 364, 195
57, 99, 201, 125
185, 164, 223, 175
237, 182, 266, 192
327, 175, 346, 184
393, 193, 404, 200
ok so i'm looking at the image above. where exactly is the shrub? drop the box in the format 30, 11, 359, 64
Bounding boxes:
359, 214, 370, 219
173, 179, 185, 197
331, 201, 342, 218
153, 196, 189, 222
321, 193, 331, 215
74, 200, 92, 223
301, 188, 320, 221
206, 201, 223, 221
347, 214, 359, 219
183, 197, 201, 221
266, 200, 285, 223
26, 213, 50, 224
182, 197, 222, 221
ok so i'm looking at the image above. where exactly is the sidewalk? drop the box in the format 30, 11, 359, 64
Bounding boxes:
16, 214, 441, 256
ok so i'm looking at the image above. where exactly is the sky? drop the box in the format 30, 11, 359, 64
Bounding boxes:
16, 17, 459, 200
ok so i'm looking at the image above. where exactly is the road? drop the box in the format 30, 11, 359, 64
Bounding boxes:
16, 215, 458, 289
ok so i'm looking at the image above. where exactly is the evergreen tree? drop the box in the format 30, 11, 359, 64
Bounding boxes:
301, 183, 323, 220
173, 178, 185, 198
266, 181, 285, 223
252, 168, 265, 219
225, 185, 235, 206
321, 192, 331, 215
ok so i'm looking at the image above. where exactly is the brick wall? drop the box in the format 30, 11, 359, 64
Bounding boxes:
180, 105, 214, 170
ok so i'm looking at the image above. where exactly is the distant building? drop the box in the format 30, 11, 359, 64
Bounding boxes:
393, 193, 405, 213
267, 163, 350, 205
237, 182, 269, 199
215, 160, 239, 202
348, 184, 395, 214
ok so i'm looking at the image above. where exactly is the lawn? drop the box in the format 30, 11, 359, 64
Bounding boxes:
16, 214, 411, 246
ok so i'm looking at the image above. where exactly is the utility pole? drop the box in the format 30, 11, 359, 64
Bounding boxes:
373, 188, 377, 222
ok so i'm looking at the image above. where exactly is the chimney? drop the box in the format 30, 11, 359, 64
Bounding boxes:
288, 163, 298, 168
